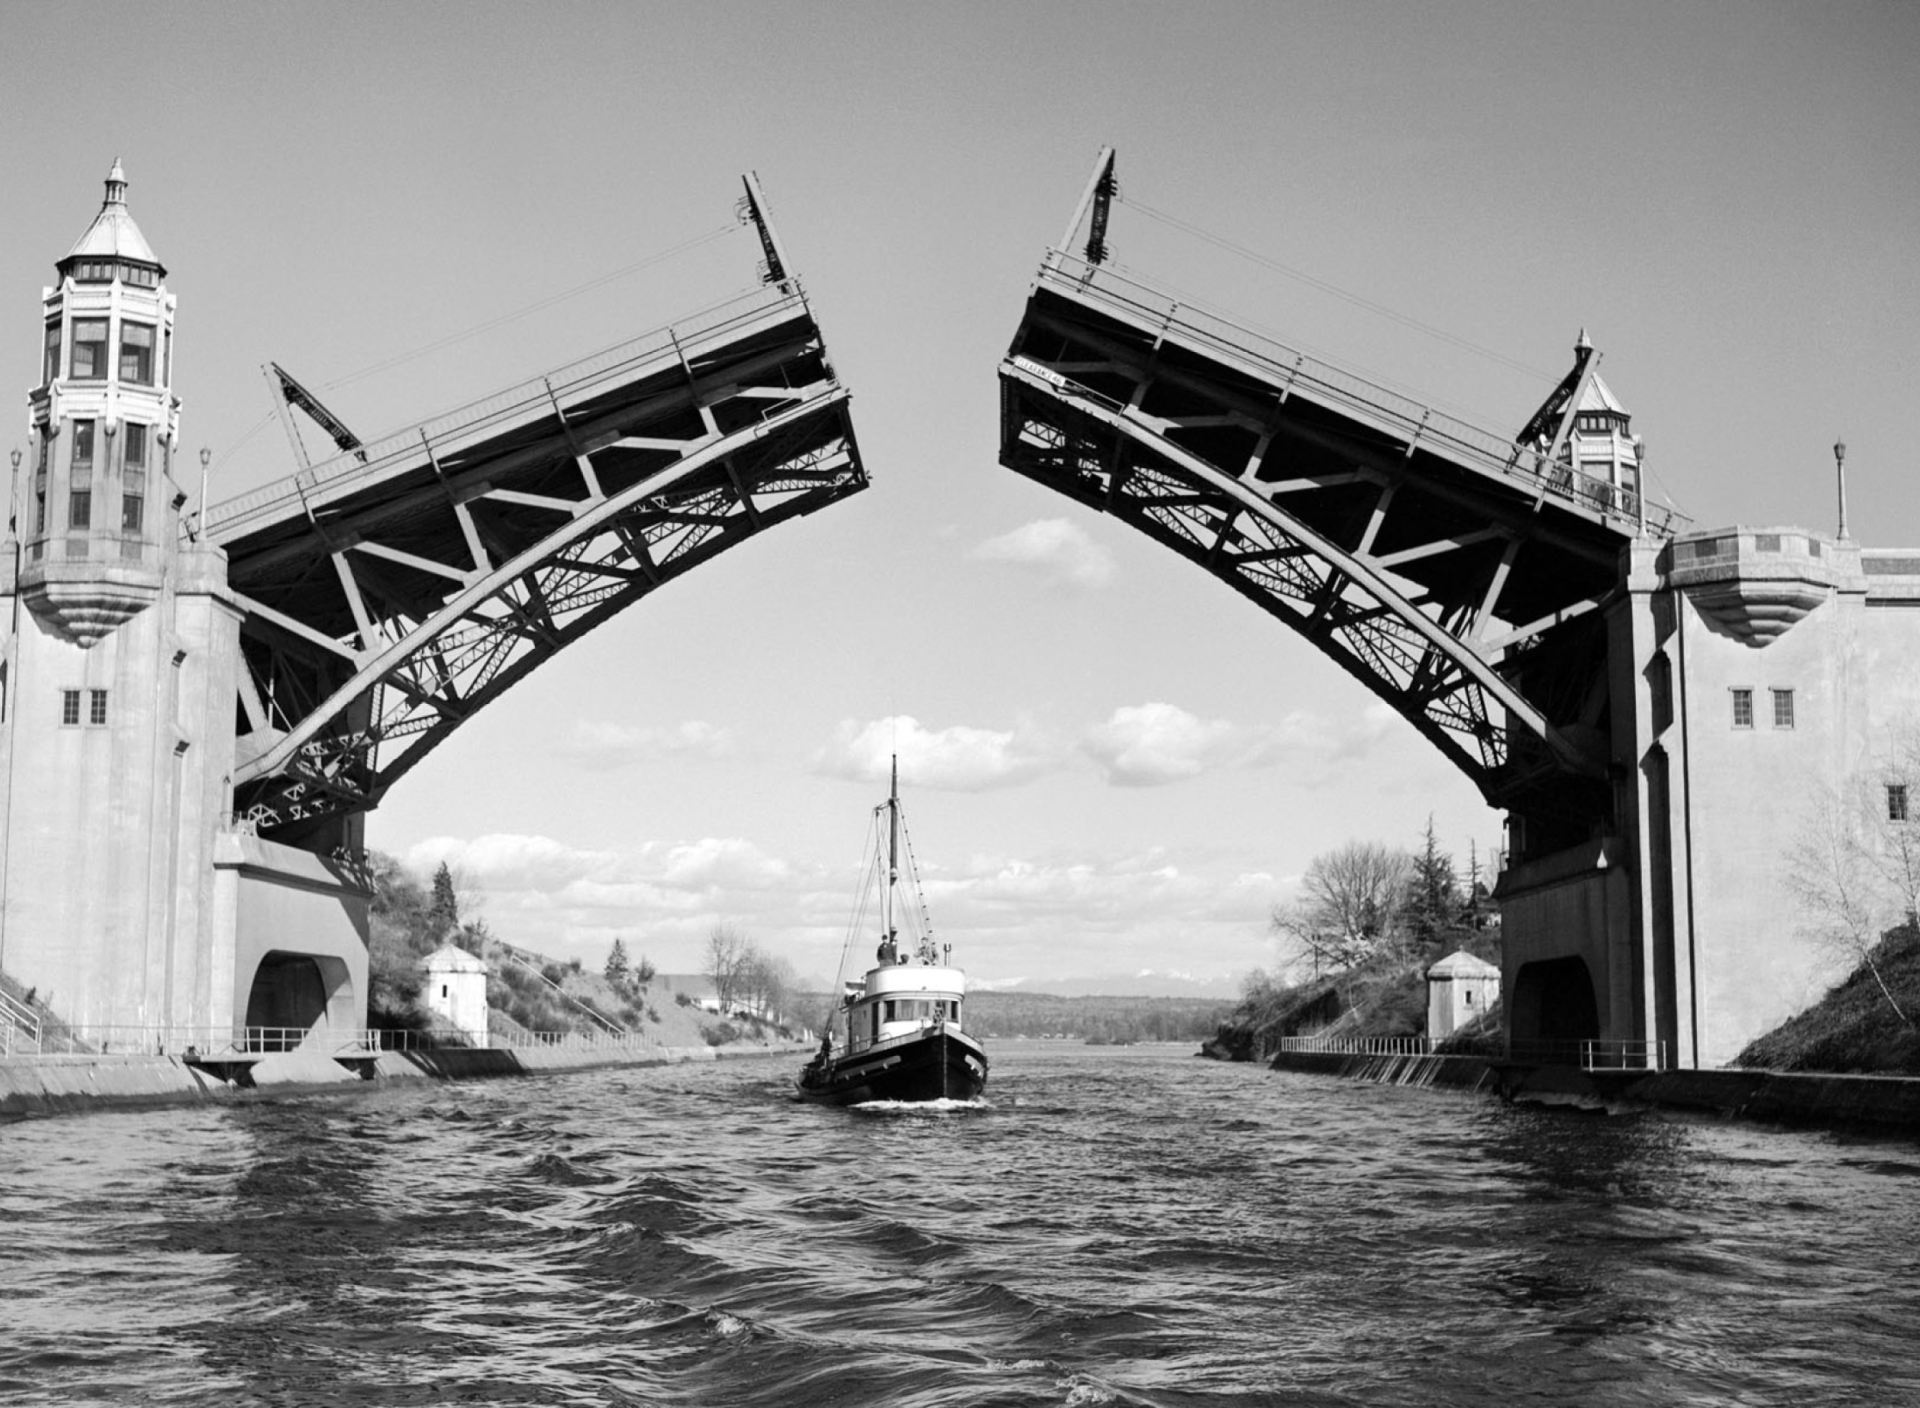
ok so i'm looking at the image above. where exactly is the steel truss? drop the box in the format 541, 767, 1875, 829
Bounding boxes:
999, 254, 1657, 818
216, 284, 865, 844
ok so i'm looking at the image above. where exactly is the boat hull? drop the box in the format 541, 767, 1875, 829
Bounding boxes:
795, 1027, 988, 1106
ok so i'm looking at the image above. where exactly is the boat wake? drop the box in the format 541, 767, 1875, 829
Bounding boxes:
848, 1096, 992, 1115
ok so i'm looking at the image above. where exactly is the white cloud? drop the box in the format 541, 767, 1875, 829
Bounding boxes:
1080, 702, 1269, 786
557, 718, 737, 765
969, 518, 1117, 590
815, 714, 1054, 792
1079, 700, 1409, 787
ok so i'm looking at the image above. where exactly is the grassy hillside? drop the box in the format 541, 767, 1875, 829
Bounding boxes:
1736, 927, 1920, 1074
368, 854, 799, 1048
1204, 956, 1432, 1061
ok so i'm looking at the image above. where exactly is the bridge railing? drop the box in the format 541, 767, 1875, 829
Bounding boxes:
200, 282, 812, 543
0, 1024, 672, 1060
1268, 1033, 1667, 1072
1031, 252, 1686, 538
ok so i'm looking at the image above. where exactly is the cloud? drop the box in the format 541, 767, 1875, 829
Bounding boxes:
815, 714, 1054, 792
1080, 702, 1273, 786
969, 518, 1117, 590
557, 718, 737, 765
1079, 700, 1407, 786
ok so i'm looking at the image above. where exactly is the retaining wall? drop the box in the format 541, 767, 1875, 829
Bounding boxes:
0, 1041, 786, 1121
1265, 1049, 1920, 1132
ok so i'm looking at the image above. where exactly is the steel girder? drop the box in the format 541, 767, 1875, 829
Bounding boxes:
999, 257, 1648, 821
214, 286, 865, 845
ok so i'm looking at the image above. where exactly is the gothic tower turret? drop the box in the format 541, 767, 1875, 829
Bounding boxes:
20, 160, 182, 644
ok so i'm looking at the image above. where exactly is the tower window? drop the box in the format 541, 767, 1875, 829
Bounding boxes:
119, 323, 154, 384
71, 320, 108, 379
1772, 689, 1795, 729
69, 491, 91, 530
122, 490, 144, 535
90, 689, 108, 726
72, 419, 94, 473
43, 323, 61, 382
1731, 688, 1754, 729
124, 423, 147, 469
1891, 785, 1911, 823
61, 690, 81, 726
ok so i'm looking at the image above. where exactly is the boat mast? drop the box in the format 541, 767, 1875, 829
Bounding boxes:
886, 754, 899, 942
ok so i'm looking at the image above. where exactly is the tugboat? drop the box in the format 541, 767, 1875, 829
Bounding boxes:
796, 758, 988, 1106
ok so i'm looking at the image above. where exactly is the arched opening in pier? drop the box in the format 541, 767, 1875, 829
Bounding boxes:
244, 952, 329, 1049
1508, 956, 1599, 1045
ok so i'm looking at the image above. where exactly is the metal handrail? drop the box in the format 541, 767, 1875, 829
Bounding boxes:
1268, 1033, 1667, 1072
1, 991, 43, 1056
198, 282, 807, 542
0, 1023, 673, 1060
1033, 252, 1687, 538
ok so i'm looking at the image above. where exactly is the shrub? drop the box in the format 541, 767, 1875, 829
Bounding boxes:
675, 991, 693, 1007
704, 1021, 741, 1046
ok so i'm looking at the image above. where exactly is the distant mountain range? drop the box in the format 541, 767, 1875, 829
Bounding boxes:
974, 970, 1247, 1000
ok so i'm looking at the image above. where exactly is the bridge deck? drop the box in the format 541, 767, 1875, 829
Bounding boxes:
1001, 253, 1673, 816
207, 282, 866, 842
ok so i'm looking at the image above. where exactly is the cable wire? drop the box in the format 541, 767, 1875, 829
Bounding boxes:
1122, 195, 1556, 386
322, 223, 740, 393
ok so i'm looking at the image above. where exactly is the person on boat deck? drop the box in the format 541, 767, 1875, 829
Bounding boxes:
876, 931, 900, 964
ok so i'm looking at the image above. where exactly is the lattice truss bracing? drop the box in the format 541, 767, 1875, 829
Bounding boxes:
211, 284, 865, 845
999, 255, 1665, 820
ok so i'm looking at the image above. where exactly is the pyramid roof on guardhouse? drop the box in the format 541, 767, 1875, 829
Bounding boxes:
63, 159, 163, 272
421, 943, 490, 975
1427, 949, 1499, 980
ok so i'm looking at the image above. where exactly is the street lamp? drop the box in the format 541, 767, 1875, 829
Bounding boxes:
1834, 438, 1848, 541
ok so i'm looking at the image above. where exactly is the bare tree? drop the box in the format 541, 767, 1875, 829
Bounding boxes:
1786, 781, 1914, 1028
1268, 899, 1344, 980
1298, 840, 1414, 969
703, 924, 748, 1014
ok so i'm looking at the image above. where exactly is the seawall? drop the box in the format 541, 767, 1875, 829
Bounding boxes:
1263, 1050, 1920, 1133
0, 1041, 798, 1121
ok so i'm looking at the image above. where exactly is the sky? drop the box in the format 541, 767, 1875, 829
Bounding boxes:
4, 2, 1917, 992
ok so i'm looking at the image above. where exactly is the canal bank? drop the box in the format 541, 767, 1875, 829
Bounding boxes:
1266, 1049, 1920, 1133
0, 1041, 810, 1121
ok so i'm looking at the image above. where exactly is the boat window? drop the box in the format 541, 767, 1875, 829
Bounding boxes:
883, 1001, 896, 1022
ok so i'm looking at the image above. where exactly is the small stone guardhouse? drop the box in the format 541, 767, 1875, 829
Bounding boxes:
422, 944, 491, 1047
1427, 949, 1501, 1042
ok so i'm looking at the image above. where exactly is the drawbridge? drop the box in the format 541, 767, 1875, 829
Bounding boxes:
998, 150, 1686, 848
208, 177, 867, 849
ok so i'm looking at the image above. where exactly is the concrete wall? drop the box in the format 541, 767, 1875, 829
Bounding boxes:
212, 833, 370, 1036
1495, 841, 1634, 1043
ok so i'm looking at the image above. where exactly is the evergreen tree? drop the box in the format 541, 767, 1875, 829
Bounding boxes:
1407, 816, 1457, 951
429, 862, 459, 935
605, 937, 630, 984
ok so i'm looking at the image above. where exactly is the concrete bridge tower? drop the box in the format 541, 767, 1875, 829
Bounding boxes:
1, 163, 369, 1049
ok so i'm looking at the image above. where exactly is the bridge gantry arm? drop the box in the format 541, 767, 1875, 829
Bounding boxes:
217, 284, 867, 845
998, 255, 1648, 820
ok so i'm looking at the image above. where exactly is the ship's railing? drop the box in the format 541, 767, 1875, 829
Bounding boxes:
199, 282, 808, 542
1267, 1033, 1667, 1072
0, 1024, 670, 1060
1033, 252, 1686, 538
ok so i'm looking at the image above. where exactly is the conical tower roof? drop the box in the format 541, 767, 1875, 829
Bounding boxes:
62, 159, 163, 272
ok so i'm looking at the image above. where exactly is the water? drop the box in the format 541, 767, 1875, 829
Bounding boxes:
3, 1043, 1918, 1407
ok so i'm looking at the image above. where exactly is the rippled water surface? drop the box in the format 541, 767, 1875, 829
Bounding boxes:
4, 1043, 1920, 1406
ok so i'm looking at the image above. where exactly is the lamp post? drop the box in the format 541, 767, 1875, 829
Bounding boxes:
1834, 438, 1848, 541
197, 447, 211, 539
